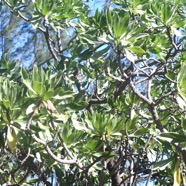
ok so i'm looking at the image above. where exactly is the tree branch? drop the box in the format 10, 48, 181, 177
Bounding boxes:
30, 132, 76, 164
43, 21, 59, 61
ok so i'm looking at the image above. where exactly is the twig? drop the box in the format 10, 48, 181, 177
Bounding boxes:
147, 79, 153, 102
145, 171, 152, 186
20, 148, 31, 165
49, 116, 77, 164
30, 132, 76, 164
166, 26, 178, 50
57, 28, 63, 52
129, 79, 152, 105
154, 91, 176, 105
43, 21, 59, 61
148, 105, 165, 132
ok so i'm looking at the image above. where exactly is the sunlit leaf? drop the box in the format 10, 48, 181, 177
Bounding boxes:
7, 126, 17, 154
173, 158, 181, 186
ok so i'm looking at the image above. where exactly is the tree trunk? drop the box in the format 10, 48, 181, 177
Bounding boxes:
107, 158, 124, 186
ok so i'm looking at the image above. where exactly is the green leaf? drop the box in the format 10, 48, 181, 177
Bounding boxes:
173, 158, 181, 186
53, 90, 75, 100
176, 95, 186, 110
181, 117, 186, 131
22, 79, 37, 94
92, 45, 110, 60
26, 104, 36, 115
124, 49, 137, 62
41, 1, 52, 16
43, 90, 54, 100
65, 101, 88, 110
153, 158, 172, 170
35, 0, 43, 13
158, 132, 186, 143
106, 9, 113, 35
21, 67, 29, 80
2, 99, 10, 109
71, 117, 87, 131
130, 128, 148, 137
37, 121, 49, 130
32, 65, 38, 82
167, 6, 177, 25
33, 81, 44, 95
21, 68, 36, 94
150, 4, 157, 15
87, 139, 103, 151
161, 4, 171, 25
177, 63, 186, 100
81, 34, 96, 45
127, 46, 145, 56
93, 151, 116, 159
113, 13, 129, 40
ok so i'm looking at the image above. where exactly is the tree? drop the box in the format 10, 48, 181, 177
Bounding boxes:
0, 0, 186, 185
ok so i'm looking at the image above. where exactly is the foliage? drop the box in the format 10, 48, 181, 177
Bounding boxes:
0, 0, 186, 185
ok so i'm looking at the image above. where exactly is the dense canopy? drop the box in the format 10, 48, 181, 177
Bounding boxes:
0, 0, 186, 185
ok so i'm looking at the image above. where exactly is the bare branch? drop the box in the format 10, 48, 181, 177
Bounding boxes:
43, 22, 59, 61
57, 28, 63, 52
30, 132, 76, 164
